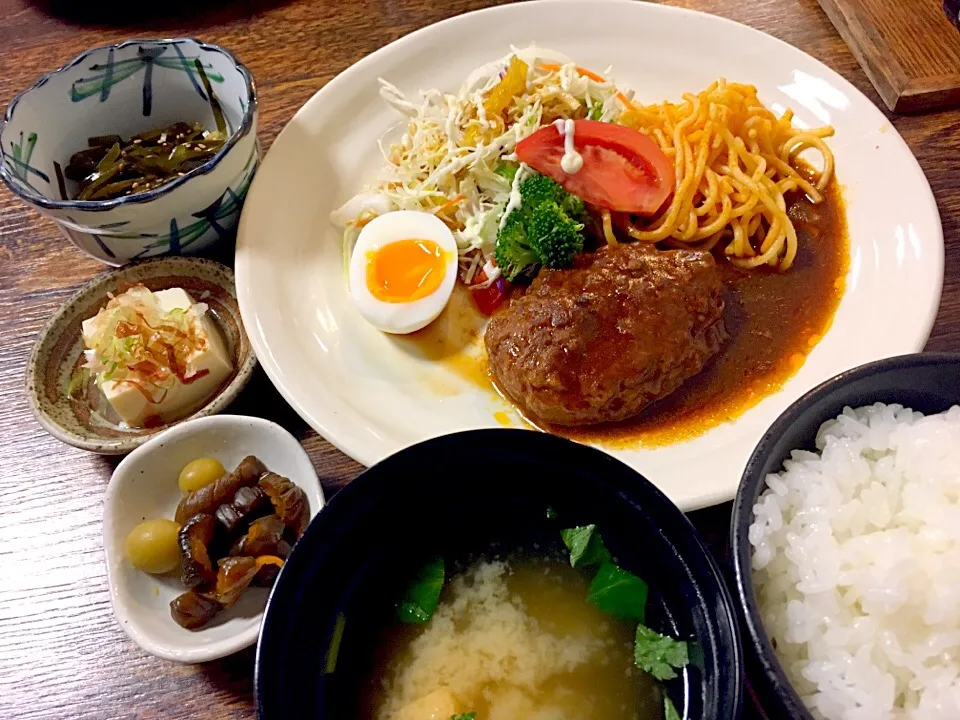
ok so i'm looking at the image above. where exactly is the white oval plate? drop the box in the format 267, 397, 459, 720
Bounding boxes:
104, 415, 324, 663
235, 0, 943, 510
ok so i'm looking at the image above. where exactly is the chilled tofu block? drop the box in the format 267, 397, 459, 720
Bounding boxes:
81, 287, 233, 427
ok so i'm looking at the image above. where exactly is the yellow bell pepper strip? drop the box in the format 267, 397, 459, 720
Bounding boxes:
484, 56, 530, 117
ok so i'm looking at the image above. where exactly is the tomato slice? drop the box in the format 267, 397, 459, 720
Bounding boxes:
515, 120, 675, 214
470, 270, 507, 315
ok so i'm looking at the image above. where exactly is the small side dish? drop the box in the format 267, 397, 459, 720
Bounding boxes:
363, 521, 689, 719
749, 403, 960, 719
105, 414, 323, 662
124, 453, 308, 631
0, 38, 258, 264
27, 257, 254, 454
79, 284, 234, 428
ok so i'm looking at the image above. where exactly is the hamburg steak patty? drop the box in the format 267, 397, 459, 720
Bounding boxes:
484, 243, 727, 426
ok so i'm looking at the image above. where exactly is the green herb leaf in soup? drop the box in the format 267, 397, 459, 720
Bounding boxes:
663, 695, 682, 720
323, 613, 346, 674
587, 562, 649, 622
450, 713, 477, 720
397, 556, 445, 624
561, 524, 612, 569
634, 624, 690, 681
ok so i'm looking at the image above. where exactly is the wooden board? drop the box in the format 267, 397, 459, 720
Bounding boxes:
816, 0, 960, 112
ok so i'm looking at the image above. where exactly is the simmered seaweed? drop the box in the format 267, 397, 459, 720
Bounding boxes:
66, 122, 227, 201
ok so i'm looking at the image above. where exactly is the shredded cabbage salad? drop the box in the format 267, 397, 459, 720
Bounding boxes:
330, 45, 634, 287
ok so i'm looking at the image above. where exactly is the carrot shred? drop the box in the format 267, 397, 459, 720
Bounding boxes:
539, 63, 607, 83
433, 194, 465, 215
537, 63, 635, 109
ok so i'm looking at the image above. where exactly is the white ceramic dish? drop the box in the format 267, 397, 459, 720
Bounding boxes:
103, 414, 323, 663
234, 0, 944, 511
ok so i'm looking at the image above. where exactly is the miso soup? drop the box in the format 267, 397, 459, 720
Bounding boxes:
361, 558, 661, 719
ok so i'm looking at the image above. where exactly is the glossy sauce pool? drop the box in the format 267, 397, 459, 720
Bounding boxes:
403, 180, 849, 447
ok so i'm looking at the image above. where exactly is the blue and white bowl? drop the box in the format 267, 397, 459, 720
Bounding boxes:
0, 38, 258, 266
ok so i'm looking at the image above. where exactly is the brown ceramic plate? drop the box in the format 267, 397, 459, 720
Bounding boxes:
26, 257, 257, 454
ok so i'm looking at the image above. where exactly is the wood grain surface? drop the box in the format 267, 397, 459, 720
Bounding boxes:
0, 0, 957, 718
816, 0, 960, 111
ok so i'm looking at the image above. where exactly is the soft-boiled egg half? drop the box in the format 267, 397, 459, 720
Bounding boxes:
349, 210, 459, 334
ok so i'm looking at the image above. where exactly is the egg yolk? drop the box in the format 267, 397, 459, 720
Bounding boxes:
366, 239, 448, 303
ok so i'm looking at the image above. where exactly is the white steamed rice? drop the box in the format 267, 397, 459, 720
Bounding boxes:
749, 402, 960, 720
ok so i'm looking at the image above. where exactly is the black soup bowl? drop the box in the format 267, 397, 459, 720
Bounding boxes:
256, 429, 743, 719
731, 353, 960, 719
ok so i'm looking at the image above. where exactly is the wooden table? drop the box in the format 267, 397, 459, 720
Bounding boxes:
0, 0, 957, 717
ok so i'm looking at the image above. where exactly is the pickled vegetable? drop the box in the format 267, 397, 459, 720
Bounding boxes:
215, 485, 270, 534
211, 556, 259, 606
125, 519, 181, 574
170, 590, 222, 630
178, 458, 226, 493
175, 456, 267, 525
252, 561, 281, 587
259, 472, 310, 537
230, 515, 292, 558
178, 513, 217, 589
65, 122, 227, 201
252, 555, 285, 587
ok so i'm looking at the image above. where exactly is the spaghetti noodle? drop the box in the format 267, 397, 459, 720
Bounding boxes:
618, 80, 835, 271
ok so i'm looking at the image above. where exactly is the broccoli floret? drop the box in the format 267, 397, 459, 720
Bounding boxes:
494, 172, 587, 280
518, 173, 566, 210
560, 192, 586, 221
529, 201, 585, 269
494, 216, 540, 281
517, 174, 585, 223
